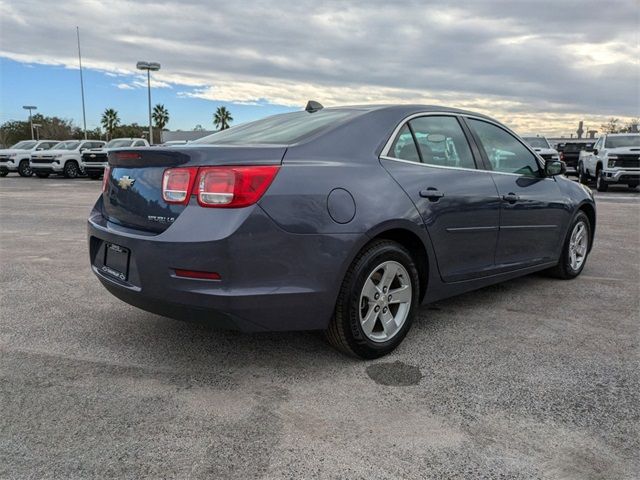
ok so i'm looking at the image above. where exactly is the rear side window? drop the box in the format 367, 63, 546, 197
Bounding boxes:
408, 116, 476, 169
389, 125, 420, 162
133, 140, 146, 147
467, 118, 541, 177
194, 109, 360, 145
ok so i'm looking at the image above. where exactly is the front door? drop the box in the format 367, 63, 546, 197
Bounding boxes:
465, 117, 570, 269
381, 115, 501, 282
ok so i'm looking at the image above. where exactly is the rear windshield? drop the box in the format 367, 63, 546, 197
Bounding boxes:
605, 135, 640, 149
522, 137, 550, 149
193, 109, 360, 145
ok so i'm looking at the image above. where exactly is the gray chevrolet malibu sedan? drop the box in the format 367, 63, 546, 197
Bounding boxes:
88, 103, 596, 358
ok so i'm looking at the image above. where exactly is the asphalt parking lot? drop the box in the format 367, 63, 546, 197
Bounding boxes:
1, 176, 638, 479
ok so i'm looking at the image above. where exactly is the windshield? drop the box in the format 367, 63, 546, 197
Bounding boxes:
605, 135, 640, 149
523, 137, 550, 149
194, 109, 361, 145
10, 140, 37, 150
52, 141, 80, 150
106, 139, 135, 148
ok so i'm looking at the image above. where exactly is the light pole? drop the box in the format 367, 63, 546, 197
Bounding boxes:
32, 124, 42, 140
136, 61, 161, 144
23, 105, 37, 140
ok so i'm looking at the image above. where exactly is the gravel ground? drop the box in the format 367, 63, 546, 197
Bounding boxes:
1, 176, 638, 479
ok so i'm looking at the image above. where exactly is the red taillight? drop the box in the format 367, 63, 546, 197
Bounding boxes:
196, 166, 280, 208
560, 152, 564, 161
160, 165, 279, 208
162, 167, 198, 204
102, 166, 110, 193
174, 269, 221, 280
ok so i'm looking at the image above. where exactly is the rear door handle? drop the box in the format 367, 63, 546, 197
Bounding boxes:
419, 188, 445, 201
502, 193, 520, 203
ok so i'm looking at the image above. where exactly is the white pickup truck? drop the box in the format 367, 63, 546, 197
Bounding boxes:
30, 139, 106, 178
578, 133, 640, 191
81, 138, 149, 179
0, 139, 60, 177
522, 136, 562, 165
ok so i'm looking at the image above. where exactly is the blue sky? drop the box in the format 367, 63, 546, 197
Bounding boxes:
0, 58, 295, 131
1, 0, 638, 136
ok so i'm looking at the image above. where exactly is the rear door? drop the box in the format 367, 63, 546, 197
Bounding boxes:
464, 117, 569, 269
381, 114, 501, 282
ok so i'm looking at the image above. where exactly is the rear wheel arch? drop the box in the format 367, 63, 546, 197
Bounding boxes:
367, 228, 429, 303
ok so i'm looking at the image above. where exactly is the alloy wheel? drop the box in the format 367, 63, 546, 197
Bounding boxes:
568, 221, 588, 271
359, 260, 412, 342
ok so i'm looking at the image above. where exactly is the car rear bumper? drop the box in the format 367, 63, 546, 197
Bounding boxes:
88, 198, 358, 332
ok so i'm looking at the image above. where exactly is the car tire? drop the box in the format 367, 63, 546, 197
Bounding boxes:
326, 239, 420, 359
628, 183, 638, 190
547, 211, 591, 280
18, 160, 33, 177
63, 161, 80, 179
0, 171, 8, 177
595, 168, 608, 192
88, 173, 102, 180
578, 163, 589, 185
35, 172, 50, 178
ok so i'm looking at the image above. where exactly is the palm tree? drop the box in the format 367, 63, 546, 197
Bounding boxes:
213, 106, 233, 130
101, 108, 120, 140
152, 104, 169, 131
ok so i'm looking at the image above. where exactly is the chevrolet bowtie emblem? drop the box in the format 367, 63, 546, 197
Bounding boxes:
118, 175, 135, 190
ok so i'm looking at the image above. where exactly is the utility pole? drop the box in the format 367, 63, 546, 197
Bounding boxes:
22, 105, 37, 140
136, 61, 161, 144
77, 27, 88, 139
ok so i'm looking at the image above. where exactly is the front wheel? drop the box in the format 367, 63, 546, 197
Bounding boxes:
326, 239, 420, 359
0, 171, 8, 177
578, 163, 589, 185
596, 169, 608, 192
547, 211, 591, 279
63, 161, 80, 179
18, 160, 32, 177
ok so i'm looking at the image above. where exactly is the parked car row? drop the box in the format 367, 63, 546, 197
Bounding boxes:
0, 138, 149, 179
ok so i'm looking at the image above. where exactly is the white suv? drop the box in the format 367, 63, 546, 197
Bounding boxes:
0, 140, 60, 177
81, 138, 149, 180
30, 139, 105, 178
522, 136, 562, 167
579, 133, 640, 191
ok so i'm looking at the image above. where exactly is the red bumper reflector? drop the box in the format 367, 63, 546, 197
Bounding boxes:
174, 269, 221, 280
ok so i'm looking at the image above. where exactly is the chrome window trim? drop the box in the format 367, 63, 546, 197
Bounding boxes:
380, 111, 553, 180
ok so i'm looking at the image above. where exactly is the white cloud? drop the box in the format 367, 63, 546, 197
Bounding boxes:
1, 0, 638, 134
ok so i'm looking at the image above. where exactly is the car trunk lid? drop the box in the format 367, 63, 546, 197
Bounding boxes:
102, 146, 286, 233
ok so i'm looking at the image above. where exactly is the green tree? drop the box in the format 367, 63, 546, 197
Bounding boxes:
600, 118, 620, 134
113, 123, 146, 139
152, 104, 169, 131
213, 106, 233, 130
101, 108, 120, 140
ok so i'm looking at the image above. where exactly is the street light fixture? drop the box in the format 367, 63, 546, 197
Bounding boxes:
136, 61, 161, 144
22, 105, 37, 140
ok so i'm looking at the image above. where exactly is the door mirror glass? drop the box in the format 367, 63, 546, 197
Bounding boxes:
593, 148, 598, 155
545, 160, 566, 176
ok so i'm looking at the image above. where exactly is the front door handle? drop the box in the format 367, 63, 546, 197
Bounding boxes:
502, 192, 520, 203
419, 188, 445, 201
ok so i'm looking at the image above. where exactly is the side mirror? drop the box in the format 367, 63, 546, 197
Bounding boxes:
593, 148, 598, 155
545, 159, 566, 176
36, 147, 44, 151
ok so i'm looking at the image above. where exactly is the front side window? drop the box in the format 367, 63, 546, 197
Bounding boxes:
408, 116, 476, 169
133, 140, 146, 147
467, 119, 541, 177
